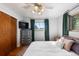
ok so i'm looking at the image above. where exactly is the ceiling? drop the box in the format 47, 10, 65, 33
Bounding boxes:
1, 3, 79, 18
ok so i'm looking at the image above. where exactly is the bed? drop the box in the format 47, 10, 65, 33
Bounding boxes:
23, 41, 77, 56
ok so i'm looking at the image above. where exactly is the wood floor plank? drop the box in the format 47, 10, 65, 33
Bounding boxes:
8, 46, 29, 56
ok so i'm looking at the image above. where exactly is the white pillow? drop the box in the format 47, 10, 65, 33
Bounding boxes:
56, 39, 64, 49
60, 37, 65, 40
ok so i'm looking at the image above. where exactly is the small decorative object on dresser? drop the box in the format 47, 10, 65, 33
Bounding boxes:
54, 35, 60, 41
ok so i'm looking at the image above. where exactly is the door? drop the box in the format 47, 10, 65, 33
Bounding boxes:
10, 17, 17, 50
0, 12, 11, 55
0, 11, 16, 55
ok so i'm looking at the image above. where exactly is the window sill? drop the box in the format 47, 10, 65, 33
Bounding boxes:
34, 29, 45, 31
70, 30, 79, 32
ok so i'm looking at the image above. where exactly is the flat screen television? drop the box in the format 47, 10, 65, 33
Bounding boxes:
19, 22, 29, 29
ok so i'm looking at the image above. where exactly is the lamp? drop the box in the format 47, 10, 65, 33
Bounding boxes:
32, 3, 44, 15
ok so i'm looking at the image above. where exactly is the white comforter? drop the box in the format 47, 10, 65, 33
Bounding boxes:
23, 41, 77, 56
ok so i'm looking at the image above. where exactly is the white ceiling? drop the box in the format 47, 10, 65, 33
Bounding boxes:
1, 3, 79, 18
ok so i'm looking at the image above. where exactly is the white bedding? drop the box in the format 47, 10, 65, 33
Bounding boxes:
23, 41, 77, 56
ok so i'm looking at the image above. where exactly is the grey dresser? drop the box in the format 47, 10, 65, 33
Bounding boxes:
20, 29, 32, 46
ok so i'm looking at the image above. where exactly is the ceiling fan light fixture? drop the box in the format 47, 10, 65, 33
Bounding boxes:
32, 10, 35, 13
38, 12, 41, 15
32, 3, 44, 15
41, 8, 44, 12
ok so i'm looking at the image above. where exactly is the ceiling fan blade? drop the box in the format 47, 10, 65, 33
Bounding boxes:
45, 6, 53, 9
42, 3, 53, 9
23, 3, 53, 10
23, 3, 33, 8
23, 5, 30, 8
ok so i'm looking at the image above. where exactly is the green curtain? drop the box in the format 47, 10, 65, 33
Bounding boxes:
44, 19, 49, 41
30, 19, 35, 41
62, 12, 69, 36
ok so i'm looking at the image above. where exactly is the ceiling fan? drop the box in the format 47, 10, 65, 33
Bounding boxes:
23, 3, 53, 9
23, 3, 53, 14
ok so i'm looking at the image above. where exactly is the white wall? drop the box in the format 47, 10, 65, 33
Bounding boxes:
0, 4, 22, 47
49, 15, 63, 40
49, 17, 58, 40
57, 15, 63, 36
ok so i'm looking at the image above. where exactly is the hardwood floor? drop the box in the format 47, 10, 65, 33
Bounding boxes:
8, 45, 29, 56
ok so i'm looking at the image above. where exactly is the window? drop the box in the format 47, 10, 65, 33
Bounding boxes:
34, 22, 45, 29
72, 16, 79, 30
69, 15, 79, 31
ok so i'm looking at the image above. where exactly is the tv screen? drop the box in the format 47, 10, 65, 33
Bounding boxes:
19, 22, 29, 29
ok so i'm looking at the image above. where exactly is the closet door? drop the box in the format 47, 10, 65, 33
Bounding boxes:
0, 12, 12, 55
10, 17, 16, 50
0, 11, 17, 55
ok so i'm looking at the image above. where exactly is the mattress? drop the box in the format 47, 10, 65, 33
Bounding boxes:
23, 41, 77, 56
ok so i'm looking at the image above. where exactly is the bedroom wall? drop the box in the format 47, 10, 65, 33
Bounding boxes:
0, 4, 22, 47
57, 15, 63, 37
49, 17, 58, 40
49, 15, 63, 40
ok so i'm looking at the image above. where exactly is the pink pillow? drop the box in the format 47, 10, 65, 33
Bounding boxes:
63, 39, 74, 51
